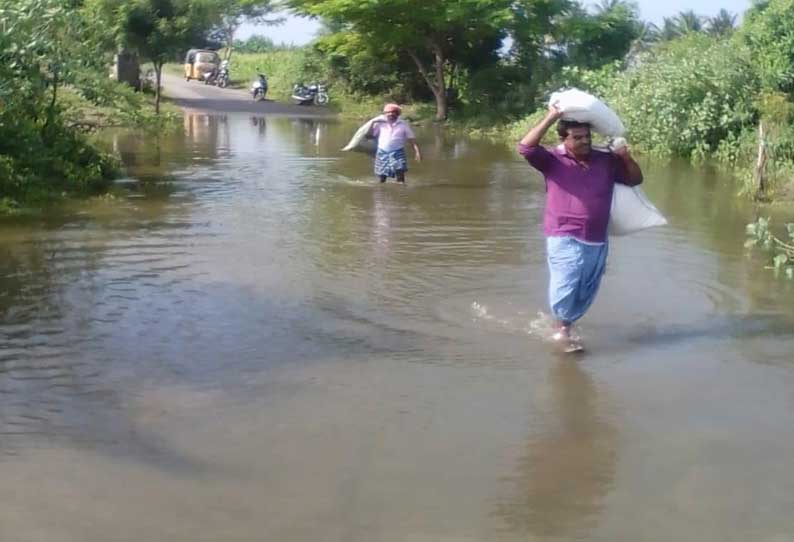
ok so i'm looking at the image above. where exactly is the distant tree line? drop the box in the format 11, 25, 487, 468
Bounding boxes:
286, 0, 746, 121
283, 0, 794, 202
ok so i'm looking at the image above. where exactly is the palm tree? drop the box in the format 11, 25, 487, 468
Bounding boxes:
673, 10, 705, 34
635, 20, 660, 43
594, 0, 641, 19
623, 20, 659, 67
594, 0, 623, 13
660, 17, 681, 40
658, 10, 705, 40
707, 9, 737, 36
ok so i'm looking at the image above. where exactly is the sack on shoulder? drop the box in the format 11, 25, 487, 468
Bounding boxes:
608, 184, 667, 236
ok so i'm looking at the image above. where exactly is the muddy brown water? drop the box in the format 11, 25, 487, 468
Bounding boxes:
1, 111, 793, 542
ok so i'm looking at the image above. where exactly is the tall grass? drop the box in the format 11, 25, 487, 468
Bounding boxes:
223, 49, 431, 120
223, 49, 324, 101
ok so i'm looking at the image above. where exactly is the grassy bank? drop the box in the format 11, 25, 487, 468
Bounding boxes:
0, 81, 181, 215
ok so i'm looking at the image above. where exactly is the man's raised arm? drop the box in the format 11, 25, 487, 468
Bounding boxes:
520, 105, 562, 147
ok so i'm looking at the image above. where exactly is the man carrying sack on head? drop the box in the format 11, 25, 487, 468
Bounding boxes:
517, 101, 643, 352
371, 103, 421, 184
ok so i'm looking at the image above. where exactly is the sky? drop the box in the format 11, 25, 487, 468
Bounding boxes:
238, 0, 752, 46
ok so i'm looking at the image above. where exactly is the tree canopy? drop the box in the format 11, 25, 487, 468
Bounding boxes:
287, 0, 512, 120
556, 0, 642, 69
741, 0, 794, 94
208, 0, 282, 61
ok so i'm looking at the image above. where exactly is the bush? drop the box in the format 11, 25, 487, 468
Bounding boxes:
741, 0, 794, 95
564, 35, 759, 159
312, 33, 427, 101
458, 64, 538, 121
506, 35, 760, 159
746, 218, 794, 279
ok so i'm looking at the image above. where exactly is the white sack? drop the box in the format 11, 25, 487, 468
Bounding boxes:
549, 88, 625, 137
341, 115, 385, 151
608, 184, 668, 236
554, 139, 667, 236
606, 137, 667, 236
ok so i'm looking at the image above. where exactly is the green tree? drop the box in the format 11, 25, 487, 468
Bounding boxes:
312, 31, 418, 98
657, 11, 704, 41
556, 0, 642, 69
287, 0, 512, 120
0, 0, 95, 138
623, 21, 660, 66
672, 10, 705, 35
508, 0, 572, 73
500, 0, 573, 117
659, 17, 681, 40
0, 0, 116, 202
707, 9, 737, 37
208, 0, 282, 61
741, 0, 794, 94
113, 0, 214, 113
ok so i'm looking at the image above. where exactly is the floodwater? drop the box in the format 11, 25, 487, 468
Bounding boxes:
1, 111, 794, 542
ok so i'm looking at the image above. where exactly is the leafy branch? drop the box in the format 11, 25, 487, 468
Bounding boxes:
745, 217, 794, 279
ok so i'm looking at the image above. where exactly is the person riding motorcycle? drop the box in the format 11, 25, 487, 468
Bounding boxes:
251, 73, 268, 101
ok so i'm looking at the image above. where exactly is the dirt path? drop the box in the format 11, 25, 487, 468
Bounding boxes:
161, 72, 335, 117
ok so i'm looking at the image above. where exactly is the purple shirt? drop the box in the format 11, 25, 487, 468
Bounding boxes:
518, 143, 628, 243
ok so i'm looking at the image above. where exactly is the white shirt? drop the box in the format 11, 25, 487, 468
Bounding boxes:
374, 119, 415, 152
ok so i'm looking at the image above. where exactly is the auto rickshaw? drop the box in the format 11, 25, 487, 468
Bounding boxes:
184, 49, 220, 82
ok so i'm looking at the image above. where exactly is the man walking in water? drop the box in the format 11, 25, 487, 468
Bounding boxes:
372, 103, 421, 183
518, 104, 643, 351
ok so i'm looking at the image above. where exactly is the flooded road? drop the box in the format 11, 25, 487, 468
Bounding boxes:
1, 112, 793, 542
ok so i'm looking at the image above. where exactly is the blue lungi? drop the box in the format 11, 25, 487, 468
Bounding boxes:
546, 236, 608, 326
374, 148, 408, 178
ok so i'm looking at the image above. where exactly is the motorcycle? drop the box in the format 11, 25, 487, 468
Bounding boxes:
291, 82, 329, 106
250, 73, 268, 101
201, 67, 217, 85
215, 60, 230, 88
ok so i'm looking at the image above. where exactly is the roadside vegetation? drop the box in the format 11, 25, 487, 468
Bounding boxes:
746, 217, 794, 281
277, 0, 794, 203
2, 0, 794, 233
0, 0, 280, 211
1, 0, 113, 211
215, 1, 794, 202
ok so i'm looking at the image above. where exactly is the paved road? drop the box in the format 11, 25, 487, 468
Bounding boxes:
161, 72, 335, 117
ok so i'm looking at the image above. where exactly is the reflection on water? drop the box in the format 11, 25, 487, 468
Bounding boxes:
372, 189, 393, 260
250, 115, 267, 137
1, 111, 794, 541
496, 362, 616, 539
